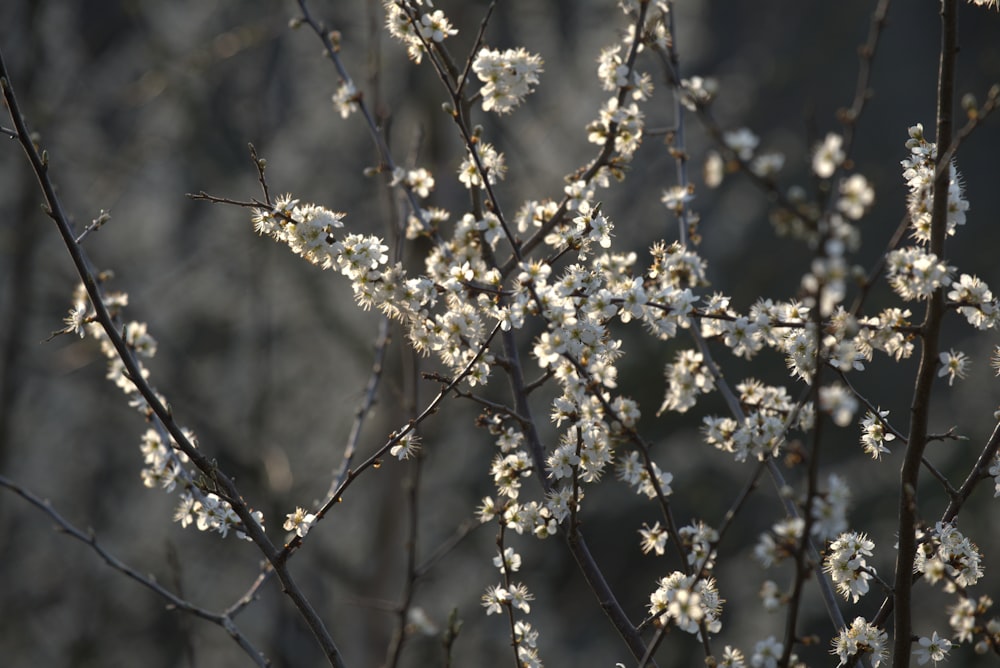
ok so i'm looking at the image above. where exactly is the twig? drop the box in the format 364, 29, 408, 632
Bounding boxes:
0, 47, 348, 668
307, 323, 503, 532
385, 340, 424, 668
499, 326, 657, 666
839, 0, 893, 156
414, 519, 480, 579
892, 1, 957, 665
655, 9, 852, 647
294, 0, 429, 234
0, 474, 270, 668
323, 316, 392, 503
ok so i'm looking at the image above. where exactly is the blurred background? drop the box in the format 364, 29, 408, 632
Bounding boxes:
2, 1, 1000, 666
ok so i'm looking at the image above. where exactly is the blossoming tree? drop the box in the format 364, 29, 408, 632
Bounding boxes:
2, 1, 1000, 667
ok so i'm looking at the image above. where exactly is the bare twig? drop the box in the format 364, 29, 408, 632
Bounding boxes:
0, 474, 270, 668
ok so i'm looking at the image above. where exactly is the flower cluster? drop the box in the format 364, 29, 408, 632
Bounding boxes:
947, 273, 999, 329
383, 0, 456, 62
830, 616, 889, 667
679, 520, 719, 571
332, 80, 359, 119
948, 595, 1000, 651
823, 531, 876, 603
701, 379, 812, 463
754, 517, 803, 568
810, 474, 851, 541
658, 349, 714, 414
41, 1, 1000, 664
482, 545, 542, 666
647, 571, 723, 634
901, 123, 969, 241
915, 522, 984, 592
812, 132, 845, 178
859, 409, 897, 459
481, 582, 533, 615
472, 47, 543, 114
886, 247, 953, 301
587, 97, 644, 158
457, 141, 507, 190
174, 490, 264, 540
220, 5, 1000, 665
596, 45, 652, 100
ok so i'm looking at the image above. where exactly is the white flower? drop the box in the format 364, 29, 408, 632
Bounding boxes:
64, 301, 89, 338
418, 10, 457, 43
914, 632, 952, 665
640, 522, 668, 555
860, 409, 896, 459
837, 174, 875, 219
493, 547, 522, 574
704, 151, 724, 187
724, 128, 759, 161
812, 132, 845, 178
938, 349, 969, 386
750, 153, 785, 178
886, 247, 953, 301
508, 582, 534, 613
751, 636, 783, 668
332, 81, 359, 119
481, 584, 510, 615
283, 507, 317, 538
679, 76, 718, 110
819, 383, 858, 427
458, 142, 507, 189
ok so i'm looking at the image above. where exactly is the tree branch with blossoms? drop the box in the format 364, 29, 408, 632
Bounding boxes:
0, 45, 350, 668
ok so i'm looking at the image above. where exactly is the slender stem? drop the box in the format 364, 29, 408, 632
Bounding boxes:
1, 47, 348, 668
781, 294, 825, 666
499, 327, 656, 665
385, 346, 423, 668
0, 474, 270, 667
892, 2, 956, 665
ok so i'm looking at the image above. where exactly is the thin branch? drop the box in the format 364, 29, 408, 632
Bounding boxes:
294, 0, 429, 232
414, 519, 480, 579
941, 419, 1000, 523
304, 324, 503, 536
654, 7, 853, 645
0, 474, 270, 668
501, 1, 651, 271
323, 316, 392, 503
892, 1, 957, 665
385, 338, 424, 668
0, 48, 348, 668
498, 326, 657, 666
839, 0, 893, 156
225, 567, 274, 619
